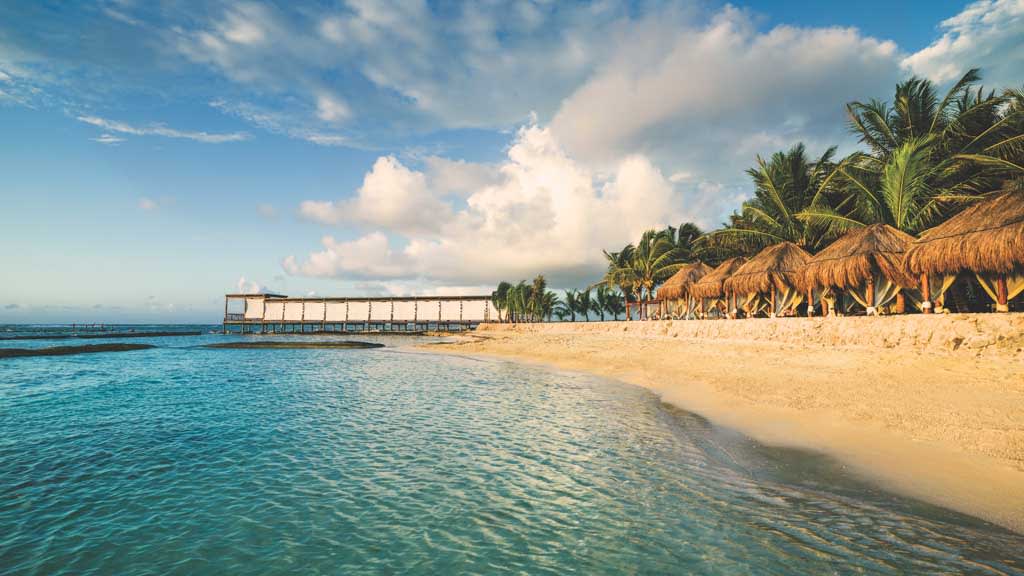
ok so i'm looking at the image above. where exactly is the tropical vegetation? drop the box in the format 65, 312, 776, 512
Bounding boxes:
492, 68, 1023, 320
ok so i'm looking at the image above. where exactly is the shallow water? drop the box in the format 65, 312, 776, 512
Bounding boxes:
1, 326, 1022, 575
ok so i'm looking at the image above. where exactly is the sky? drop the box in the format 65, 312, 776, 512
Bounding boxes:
1, 0, 1022, 323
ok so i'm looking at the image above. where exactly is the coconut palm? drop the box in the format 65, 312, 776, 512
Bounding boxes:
575, 288, 593, 321
798, 137, 946, 235
507, 281, 533, 323
664, 222, 704, 261
698, 144, 838, 255
604, 291, 626, 320
529, 275, 548, 320
593, 285, 615, 321
799, 73, 1024, 236
540, 290, 560, 321
846, 69, 1022, 198
491, 281, 511, 323
629, 229, 686, 319
560, 289, 579, 322
597, 245, 639, 320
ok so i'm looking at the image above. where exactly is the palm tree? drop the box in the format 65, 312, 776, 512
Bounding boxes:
800, 72, 1024, 236
629, 229, 685, 319
560, 289, 579, 322
593, 285, 614, 321
664, 222, 704, 261
846, 69, 1021, 199
529, 275, 548, 321
799, 137, 947, 235
540, 290, 560, 321
575, 288, 593, 321
604, 291, 626, 320
597, 245, 638, 320
698, 144, 838, 255
506, 281, 533, 323
491, 281, 511, 323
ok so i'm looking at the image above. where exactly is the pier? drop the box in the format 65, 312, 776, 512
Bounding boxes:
222, 293, 495, 334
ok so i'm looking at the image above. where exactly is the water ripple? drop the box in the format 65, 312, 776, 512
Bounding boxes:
1, 332, 1022, 575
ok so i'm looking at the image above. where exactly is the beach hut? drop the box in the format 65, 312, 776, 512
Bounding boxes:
801, 224, 917, 316
690, 257, 747, 319
904, 187, 1024, 313
656, 261, 713, 319
723, 242, 812, 318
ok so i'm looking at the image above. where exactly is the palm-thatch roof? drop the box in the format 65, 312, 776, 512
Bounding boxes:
801, 224, 917, 291
723, 242, 812, 295
690, 257, 747, 299
657, 261, 713, 300
905, 188, 1024, 276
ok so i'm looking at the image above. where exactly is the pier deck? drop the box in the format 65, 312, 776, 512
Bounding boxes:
223, 294, 495, 334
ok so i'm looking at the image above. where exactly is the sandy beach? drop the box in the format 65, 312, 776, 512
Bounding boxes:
430, 314, 1024, 533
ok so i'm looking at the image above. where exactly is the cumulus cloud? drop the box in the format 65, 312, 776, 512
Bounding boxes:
901, 0, 1024, 87
287, 124, 701, 287
236, 276, 263, 294
299, 156, 453, 233
77, 115, 249, 143
283, 232, 412, 279
138, 197, 158, 211
550, 6, 901, 179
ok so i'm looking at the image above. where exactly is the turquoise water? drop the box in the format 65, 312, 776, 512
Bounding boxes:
1, 327, 1022, 575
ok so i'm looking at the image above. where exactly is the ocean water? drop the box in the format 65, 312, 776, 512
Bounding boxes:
1, 326, 1022, 575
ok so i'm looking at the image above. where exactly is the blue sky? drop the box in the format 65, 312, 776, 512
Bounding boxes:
1, 0, 1022, 323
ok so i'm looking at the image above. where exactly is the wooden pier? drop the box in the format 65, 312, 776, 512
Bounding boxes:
222, 293, 495, 334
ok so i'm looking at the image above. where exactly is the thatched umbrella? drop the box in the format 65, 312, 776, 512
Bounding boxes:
801, 224, 917, 316
905, 188, 1024, 312
723, 242, 812, 317
656, 261, 713, 318
690, 257, 747, 318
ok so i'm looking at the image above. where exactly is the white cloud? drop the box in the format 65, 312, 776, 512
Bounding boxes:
287, 123, 704, 287
299, 156, 453, 233
236, 276, 263, 294
257, 203, 277, 218
209, 99, 351, 147
283, 232, 411, 279
91, 133, 125, 145
549, 7, 900, 177
138, 197, 158, 211
315, 91, 350, 122
901, 0, 1024, 86
77, 115, 249, 143
421, 156, 502, 197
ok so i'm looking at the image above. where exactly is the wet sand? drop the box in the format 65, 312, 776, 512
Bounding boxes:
428, 314, 1024, 533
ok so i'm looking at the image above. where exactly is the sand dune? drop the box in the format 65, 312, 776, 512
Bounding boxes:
431, 314, 1024, 532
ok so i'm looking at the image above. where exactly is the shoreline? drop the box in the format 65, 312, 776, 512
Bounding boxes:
427, 315, 1024, 533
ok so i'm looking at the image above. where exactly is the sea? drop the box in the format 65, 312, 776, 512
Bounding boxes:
1, 325, 1022, 575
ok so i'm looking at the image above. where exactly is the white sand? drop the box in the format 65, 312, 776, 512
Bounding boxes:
429, 314, 1024, 532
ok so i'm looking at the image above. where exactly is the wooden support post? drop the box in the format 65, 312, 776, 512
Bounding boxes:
996, 275, 1009, 312
807, 287, 814, 317
769, 288, 776, 317
865, 278, 876, 316
920, 274, 932, 314
895, 291, 905, 314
